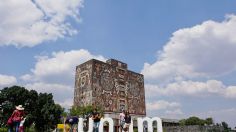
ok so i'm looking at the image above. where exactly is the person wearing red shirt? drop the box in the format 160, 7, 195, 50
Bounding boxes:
8, 105, 25, 132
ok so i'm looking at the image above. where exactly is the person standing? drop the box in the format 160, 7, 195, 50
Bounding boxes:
123, 111, 131, 132
8, 105, 25, 132
92, 108, 101, 132
119, 109, 125, 132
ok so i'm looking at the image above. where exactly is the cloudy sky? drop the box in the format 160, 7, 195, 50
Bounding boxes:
1, 0, 236, 127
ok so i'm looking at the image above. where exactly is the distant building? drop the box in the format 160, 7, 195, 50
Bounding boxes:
74, 59, 146, 117
162, 118, 180, 127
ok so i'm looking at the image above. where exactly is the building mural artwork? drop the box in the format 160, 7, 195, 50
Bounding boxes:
74, 59, 146, 116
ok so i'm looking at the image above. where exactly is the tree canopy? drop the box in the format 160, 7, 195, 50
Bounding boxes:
179, 116, 214, 126
69, 105, 104, 118
185, 116, 205, 126
0, 85, 64, 131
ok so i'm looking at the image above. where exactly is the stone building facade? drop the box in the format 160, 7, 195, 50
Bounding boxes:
74, 59, 146, 116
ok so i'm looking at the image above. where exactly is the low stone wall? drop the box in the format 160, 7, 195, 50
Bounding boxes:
163, 125, 224, 132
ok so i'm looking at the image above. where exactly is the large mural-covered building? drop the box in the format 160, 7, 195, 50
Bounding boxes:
74, 59, 146, 116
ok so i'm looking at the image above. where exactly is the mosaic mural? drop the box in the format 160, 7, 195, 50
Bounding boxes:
74, 59, 146, 115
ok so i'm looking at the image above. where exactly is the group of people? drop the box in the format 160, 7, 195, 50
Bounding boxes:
7, 106, 131, 132
89, 108, 132, 132
91, 108, 132, 132
119, 109, 131, 132
64, 108, 101, 132
7, 105, 25, 132
64, 108, 131, 132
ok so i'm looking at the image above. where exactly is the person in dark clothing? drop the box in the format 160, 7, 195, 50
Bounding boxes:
92, 108, 101, 132
65, 116, 78, 132
123, 111, 131, 132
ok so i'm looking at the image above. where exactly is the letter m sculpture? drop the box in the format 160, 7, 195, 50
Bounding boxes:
137, 117, 163, 132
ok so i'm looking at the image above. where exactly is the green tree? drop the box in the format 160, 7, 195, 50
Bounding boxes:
69, 105, 103, 118
179, 119, 186, 126
34, 93, 64, 131
0, 86, 64, 131
221, 121, 230, 132
69, 105, 104, 131
185, 116, 205, 126
70, 105, 93, 118
205, 117, 214, 125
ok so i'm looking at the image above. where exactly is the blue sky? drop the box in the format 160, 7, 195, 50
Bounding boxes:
1, 0, 236, 127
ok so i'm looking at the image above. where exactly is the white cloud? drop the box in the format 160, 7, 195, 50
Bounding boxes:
20, 74, 33, 82
142, 14, 236, 100
146, 80, 236, 98
25, 82, 71, 93
225, 86, 236, 98
165, 109, 183, 115
57, 98, 74, 109
146, 100, 181, 111
146, 100, 183, 118
25, 82, 73, 107
0, 0, 83, 47
142, 14, 236, 83
0, 74, 17, 87
21, 49, 106, 84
